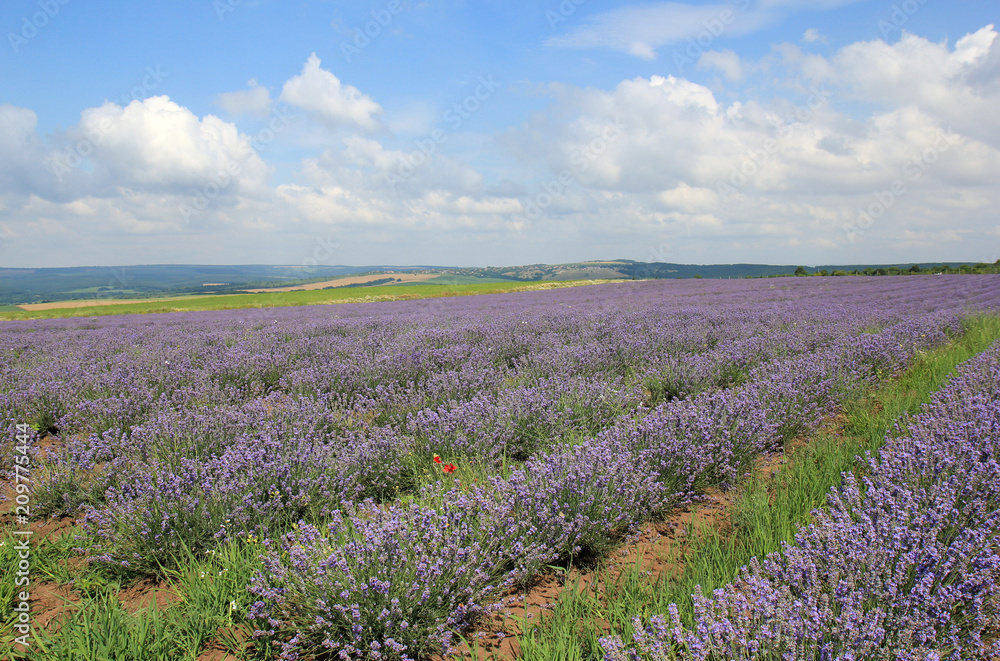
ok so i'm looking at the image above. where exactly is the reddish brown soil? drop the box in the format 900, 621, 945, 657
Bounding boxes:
1, 434, 179, 653
195, 633, 245, 661
3, 414, 866, 660
436, 418, 854, 661
429, 489, 732, 661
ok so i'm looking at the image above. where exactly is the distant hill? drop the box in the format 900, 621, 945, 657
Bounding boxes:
0, 264, 429, 306
450, 260, 985, 282
0, 260, 992, 306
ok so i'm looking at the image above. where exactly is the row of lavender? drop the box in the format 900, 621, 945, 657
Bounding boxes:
238, 281, 993, 658
243, 311, 971, 659
0, 279, 989, 526
601, 337, 1000, 660
3, 277, 995, 445
1, 276, 999, 658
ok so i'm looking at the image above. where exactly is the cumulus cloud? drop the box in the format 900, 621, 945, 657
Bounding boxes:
822, 26, 1000, 145
73, 96, 271, 196
503, 26, 1000, 262
0, 105, 58, 200
658, 182, 720, 213
3, 24, 1000, 267
0, 95, 280, 259
279, 53, 382, 131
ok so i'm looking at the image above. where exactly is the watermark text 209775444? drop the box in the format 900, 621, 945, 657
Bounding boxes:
10, 422, 35, 650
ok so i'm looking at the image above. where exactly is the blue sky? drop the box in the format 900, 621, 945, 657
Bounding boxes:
1, 0, 998, 268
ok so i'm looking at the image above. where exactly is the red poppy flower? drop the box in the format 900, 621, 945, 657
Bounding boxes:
442, 463, 457, 474
433, 455, 442, 464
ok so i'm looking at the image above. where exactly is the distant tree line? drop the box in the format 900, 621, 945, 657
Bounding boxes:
323, 277, 402, 289
786, 261, 1000, 278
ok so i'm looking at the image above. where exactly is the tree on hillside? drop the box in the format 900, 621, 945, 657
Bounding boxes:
794, 266, 808, 276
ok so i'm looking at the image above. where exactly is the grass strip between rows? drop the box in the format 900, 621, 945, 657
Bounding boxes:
511, 312, 1000, 661
4, 537, 269, 660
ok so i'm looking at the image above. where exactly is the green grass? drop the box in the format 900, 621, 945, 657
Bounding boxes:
0, 280, 603, 321
512, 312, 1000, 661
3, 538, 270, 660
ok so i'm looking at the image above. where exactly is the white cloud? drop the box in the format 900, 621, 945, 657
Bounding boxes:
808, 25, 1000, 146
0, 95, 282, 257
0, 105, 57, 200
658, 183, 719, 212
501, 27, 1000, 262
217, 79, 273, 117
802, 28, 824, 43
3, 25, 1000, 268
697, 50, 745, 81
74, 96, 271, 196
546, 2, 776, 60
279, 53, 383, 131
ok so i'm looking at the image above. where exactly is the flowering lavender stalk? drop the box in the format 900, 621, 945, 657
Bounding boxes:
602, 339, 1000, 660
249, 494, 516, 660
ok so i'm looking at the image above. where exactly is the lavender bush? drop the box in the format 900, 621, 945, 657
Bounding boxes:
602, 337, 1000, 660
495, 435, 661, 574
248, 494, 515, 660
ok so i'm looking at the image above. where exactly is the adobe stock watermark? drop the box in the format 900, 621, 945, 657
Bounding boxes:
615, 243, 674, 282
300, 235, 340, 268
95, 267, 134, 299
978, 252, 999, 267
10, 422, 35, 651
513, 117, 626, 230
214, 0, 245, 21
385, 75, 500, 189
7, 0, 71, 54
545, 0, 588, 30
647, 243, 673, 263
341, 0, 405, 63
843, 128, 959, 244
672, 0, 750, 75
179, 106, 295, 220
877, 0, 928, 40
45, 66, 169, 183
716, 83, 834, 202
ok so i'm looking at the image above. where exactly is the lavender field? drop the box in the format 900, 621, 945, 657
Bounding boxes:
602, 333, 1000, 660
2, 275, 1000, 660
